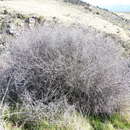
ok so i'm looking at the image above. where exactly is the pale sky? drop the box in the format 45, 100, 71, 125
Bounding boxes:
81, 0, 130, 6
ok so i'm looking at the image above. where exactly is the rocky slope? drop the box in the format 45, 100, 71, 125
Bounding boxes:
0, 0, 130, 53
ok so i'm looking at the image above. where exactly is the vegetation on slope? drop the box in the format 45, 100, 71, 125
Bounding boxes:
0, 0, 130, 130
0, 23, 130, 129
2, 109, 130, 130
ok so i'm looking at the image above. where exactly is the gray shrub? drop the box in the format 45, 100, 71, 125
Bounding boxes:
64, 0, 81, 4
0, 24, 130, 116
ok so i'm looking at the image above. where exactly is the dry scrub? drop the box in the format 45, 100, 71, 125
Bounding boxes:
0, 24, 130, 119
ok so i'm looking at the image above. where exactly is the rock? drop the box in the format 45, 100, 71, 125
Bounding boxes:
3, 10, 8, 15
0, 9, 45, 36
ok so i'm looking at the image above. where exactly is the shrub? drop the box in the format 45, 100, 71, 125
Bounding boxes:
0, 23, 130, 116
64, 0, 81, 4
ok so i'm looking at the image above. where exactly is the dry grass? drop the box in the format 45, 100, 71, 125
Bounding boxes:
0, 0, 129, 41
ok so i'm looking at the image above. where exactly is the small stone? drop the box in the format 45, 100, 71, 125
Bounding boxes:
3, 10, 8, 15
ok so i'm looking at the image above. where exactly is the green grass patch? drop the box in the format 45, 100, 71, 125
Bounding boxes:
88, 113, 130, 130
109, 114, 130, 129
3, 108, 130, 130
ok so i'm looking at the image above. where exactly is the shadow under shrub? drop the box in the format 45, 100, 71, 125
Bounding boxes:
0, 23, 130, 116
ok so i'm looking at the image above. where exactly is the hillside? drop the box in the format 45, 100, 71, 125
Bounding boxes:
0, 0, 130, 41
117, 12, 130, 20
1, 0, 130, 130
